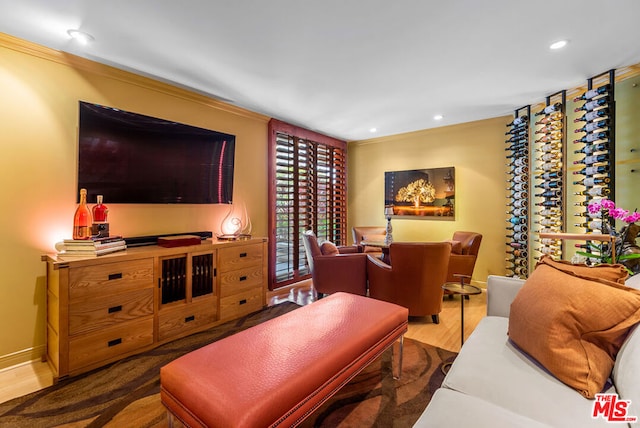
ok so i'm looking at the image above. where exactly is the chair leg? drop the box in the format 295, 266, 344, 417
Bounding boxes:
432, 314, 440, 324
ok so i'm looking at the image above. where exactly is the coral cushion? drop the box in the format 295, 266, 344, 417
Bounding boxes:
320, 241, 339, 255
508, 256, 640, 398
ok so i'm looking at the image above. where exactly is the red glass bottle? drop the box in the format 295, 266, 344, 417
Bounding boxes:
92, 195, 108, 223
73, 188, 93, 239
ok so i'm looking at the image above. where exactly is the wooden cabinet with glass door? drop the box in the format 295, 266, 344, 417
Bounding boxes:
157, 250, 218, 341
43, 237, 267, 381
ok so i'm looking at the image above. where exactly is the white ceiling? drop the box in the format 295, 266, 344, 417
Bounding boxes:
2, 0, 640, 141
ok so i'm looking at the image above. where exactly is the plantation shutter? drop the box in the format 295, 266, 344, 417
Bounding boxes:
268, 120, 347, 289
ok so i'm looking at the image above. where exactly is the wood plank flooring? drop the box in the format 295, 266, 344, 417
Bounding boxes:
268, 282, 487, 353
0, 282, 486, 404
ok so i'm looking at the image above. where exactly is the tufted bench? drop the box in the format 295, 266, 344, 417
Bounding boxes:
160, 292, 409, 427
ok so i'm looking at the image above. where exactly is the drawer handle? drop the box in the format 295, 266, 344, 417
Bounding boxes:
239, 252, 247, 258
239, 299, 247, 305
185, 315, 195, 323
108, 273, 123, 281
108, 305, 122, 314
108, 338, 122, 347
239, 275, 247, 281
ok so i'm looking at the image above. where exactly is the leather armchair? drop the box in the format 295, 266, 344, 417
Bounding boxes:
302, 230, 367, 297
367, 242, 451, 323
352, 226, 387, 253
446, 231, 483, 286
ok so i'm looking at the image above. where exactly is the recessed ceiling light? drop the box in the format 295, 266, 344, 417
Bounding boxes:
67, 29, 95, 45
433, 114, 444, 121
369, 127, 377, 133
549, 40, 568, 50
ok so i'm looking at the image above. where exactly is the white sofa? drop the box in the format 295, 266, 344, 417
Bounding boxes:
415, 274, 640, 428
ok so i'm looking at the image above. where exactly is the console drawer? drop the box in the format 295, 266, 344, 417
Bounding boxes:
68, 258, 154, 301
218, 243, 263, 272
219, 264, 263, 297
69, 288, 154, 336
158, 297, 217, 341
220, 287, 263, 320
68, 317, 154, 372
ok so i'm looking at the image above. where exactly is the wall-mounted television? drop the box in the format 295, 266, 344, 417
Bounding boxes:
77, 101, 235, 204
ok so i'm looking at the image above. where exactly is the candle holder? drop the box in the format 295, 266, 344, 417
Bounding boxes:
384, 207, 394, 246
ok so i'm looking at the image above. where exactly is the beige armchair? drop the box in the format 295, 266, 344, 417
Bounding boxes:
301, 230, 367, 298
366, 242, 451, 323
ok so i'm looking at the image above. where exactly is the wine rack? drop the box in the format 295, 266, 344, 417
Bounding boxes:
571, 70, 615, 239
161, 256, 187, 304
192, 253, 214, 298
532, 91, 566, 261
505, 106, 530, 278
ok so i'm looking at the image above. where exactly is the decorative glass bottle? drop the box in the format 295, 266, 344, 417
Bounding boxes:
91, 195, 110, 237
92, 195, 108, 223
73, 188, 93, 240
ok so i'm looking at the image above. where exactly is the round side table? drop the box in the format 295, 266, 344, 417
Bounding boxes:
441, 280, 481, 374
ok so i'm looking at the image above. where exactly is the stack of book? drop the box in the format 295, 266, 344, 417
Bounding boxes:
56, 236, 127, 258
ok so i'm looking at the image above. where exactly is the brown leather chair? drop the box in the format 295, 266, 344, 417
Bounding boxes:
446, 231, 483, 286
302, 230, 367, 297
352, 226, 387, 253
367, 242, 451, 323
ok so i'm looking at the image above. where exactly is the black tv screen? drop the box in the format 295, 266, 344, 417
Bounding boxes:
77, 101, 235, 204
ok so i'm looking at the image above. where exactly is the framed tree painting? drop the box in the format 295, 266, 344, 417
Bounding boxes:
384, 167, 455, 219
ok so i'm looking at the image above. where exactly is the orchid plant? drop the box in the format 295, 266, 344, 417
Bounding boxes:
576, 199, 640, 270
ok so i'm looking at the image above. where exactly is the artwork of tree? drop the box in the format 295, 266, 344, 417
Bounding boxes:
395, 179, 436, 207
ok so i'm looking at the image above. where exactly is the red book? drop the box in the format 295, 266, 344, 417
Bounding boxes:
157, 235, 202, 248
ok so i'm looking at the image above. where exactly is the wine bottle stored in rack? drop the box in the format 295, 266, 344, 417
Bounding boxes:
532, 92, 566, 262
505, 106, 530, 278
571, 71, 615, 238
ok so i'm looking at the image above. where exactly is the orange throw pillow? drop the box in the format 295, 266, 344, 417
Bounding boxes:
536, 255, 628, 285
508, 256, 640, 398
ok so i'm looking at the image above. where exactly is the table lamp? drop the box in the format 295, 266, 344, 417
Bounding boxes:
384, 207, 394, 246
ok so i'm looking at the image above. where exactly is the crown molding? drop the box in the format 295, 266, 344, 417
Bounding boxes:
0, 32, 269, 122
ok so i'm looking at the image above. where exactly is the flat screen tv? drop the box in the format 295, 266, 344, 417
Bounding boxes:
77, 101, 235, 204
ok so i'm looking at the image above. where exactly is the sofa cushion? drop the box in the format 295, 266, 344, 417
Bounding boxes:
613, 324, 640, 427
415, 388, 552, 428
508, 257, 640, 398
486, 275, 525, 318
443, 316, 616, 427
627, 273, 640, 290
319, 241, 339, 255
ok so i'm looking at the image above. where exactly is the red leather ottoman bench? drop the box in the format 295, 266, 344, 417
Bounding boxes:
160, 292, 409, 427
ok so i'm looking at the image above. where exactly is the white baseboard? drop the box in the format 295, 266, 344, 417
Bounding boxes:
0, 345, 45, 372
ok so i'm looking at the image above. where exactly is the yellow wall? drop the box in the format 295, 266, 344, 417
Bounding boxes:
0, 34, 269, 367
3, 32, 638, 368
348, 116, 510, 286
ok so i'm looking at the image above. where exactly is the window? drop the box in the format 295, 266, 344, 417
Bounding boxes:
268, 119, 347, 289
